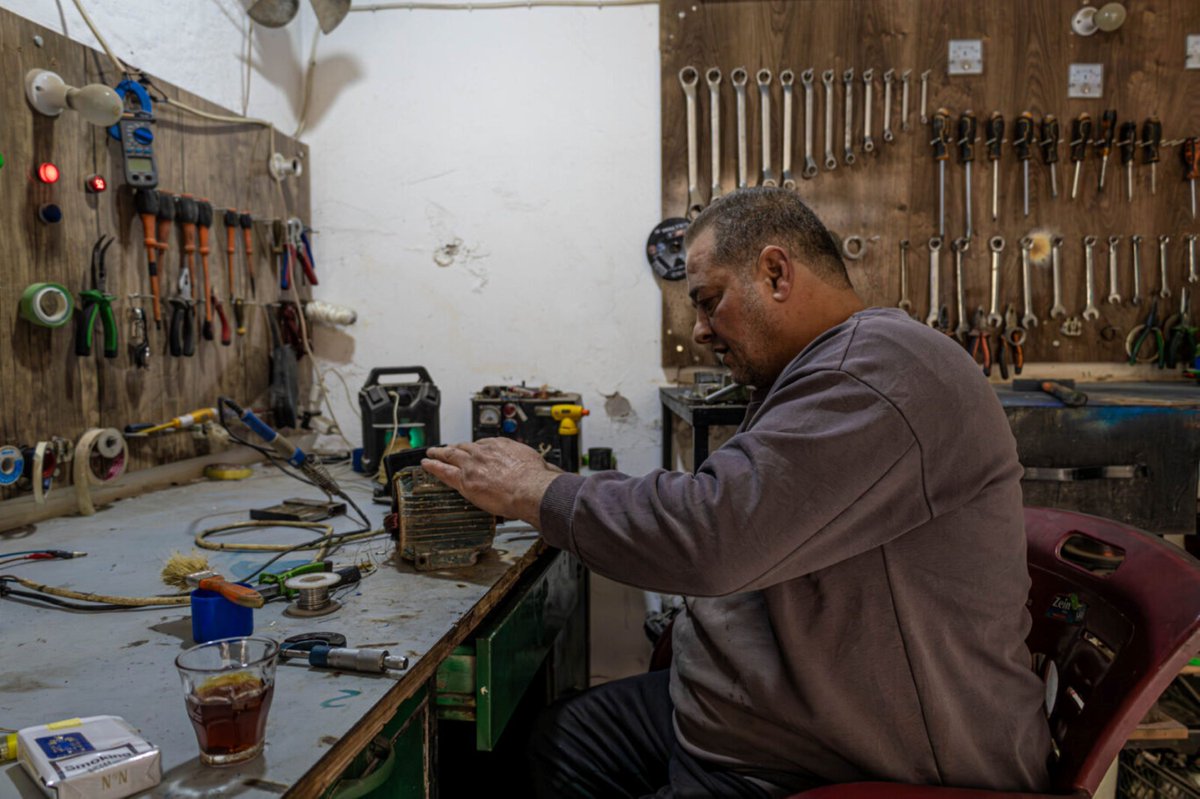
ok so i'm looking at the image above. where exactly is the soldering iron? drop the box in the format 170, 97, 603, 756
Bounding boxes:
218, 397, 340, 495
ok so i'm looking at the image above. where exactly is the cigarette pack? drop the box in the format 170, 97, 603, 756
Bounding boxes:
17, 715, 161, 799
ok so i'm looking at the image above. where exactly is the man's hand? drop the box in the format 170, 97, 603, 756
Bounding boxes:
422, 438, 564, 527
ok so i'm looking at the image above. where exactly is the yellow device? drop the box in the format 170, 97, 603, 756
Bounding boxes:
550, 404, 589, 435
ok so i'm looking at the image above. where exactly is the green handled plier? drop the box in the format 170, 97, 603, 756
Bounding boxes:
257, 560, 331, 601
76, 235, 118, 358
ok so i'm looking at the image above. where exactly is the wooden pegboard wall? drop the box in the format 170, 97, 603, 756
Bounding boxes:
0, 9, 312, 503
660, 0, 1200, 375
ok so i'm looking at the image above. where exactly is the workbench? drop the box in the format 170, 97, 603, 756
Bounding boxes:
0, 465, 587, 798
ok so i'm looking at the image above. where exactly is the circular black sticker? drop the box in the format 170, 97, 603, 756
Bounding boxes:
645, 217, 690, 281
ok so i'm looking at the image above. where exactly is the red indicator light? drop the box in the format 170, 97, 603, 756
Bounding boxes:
86, 174, 107, 193
37, 162, 60, 184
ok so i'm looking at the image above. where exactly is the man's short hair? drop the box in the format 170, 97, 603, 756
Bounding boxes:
683, 188, 851, 288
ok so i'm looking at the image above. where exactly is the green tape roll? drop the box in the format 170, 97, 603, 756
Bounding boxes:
19, 282, 73, 328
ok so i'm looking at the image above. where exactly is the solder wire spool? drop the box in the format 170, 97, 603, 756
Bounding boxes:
0, 445, 24, 486
283, 571, 341, 617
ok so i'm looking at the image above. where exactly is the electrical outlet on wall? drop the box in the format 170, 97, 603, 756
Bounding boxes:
1188, 35, 1200, 70
948, 40, 983, 75
1068, 64, 1103, 98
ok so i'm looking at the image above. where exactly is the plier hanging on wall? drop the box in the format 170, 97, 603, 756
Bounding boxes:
1126, 298, 1164, 366
281, 217, 318, 290
76, 236, 119, 358
966, 307, 992, 376
170, 246, 197, 357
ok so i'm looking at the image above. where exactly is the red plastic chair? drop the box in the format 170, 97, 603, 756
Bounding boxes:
794, 507, 1200, 799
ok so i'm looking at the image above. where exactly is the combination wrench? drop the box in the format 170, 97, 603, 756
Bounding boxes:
757, 70, 777, 187
898, 239, 913, 316
732, 68, 749, 189
780, 70, 796, 189
1131, 234, 1144, 306
1020, 236, 1039, 328
1106, 235, 1122, 305
987, 236, 1005, 328
842, 68, 856, 166
882, 69, 895, 144
926, 237, 943, 328
900, 70, 912, 132
679, 67, 704, 218
1159, 234, 1172, 298
822, 70, 837, 171
1082, 235, 1100, 320
919, 70, 930, 125
953, 237, 970, 339
862, 69, 875, 154
801, 70, 818, 178
706, 68, 722, 201
1188, 233, 1199, 284
1049, 235, 1067, 319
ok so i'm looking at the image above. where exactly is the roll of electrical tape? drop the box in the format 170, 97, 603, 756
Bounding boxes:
0, 445, 24, 486
19, 283, 74, 328
73, 428, 127, 516
33, 441, 55, 505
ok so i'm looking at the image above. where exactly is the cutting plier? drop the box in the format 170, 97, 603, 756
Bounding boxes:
282, 217, 318, 290
76, 236, 118, 358
966, 307, 992, 376
169, 250, 196, 357
1126, 298, 1164, 365
1002, 304, 1026, 377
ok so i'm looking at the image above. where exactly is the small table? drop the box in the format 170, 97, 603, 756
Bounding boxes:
660, 386, 748, 472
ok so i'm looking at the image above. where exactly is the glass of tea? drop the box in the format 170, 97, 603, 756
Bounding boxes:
175, 636, 279, 766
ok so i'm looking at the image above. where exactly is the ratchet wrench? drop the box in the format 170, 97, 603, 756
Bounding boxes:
732, 68, 749, 189
679, 67, 704, 218
862, 69, 875, 154
1049, 235, 1067, 319
882, 69, 895, 144
707, 68, 722, 201
987, 236, 1005, 328
1082, 235, 1100, 320
757, 69, 777, 187
822, 70, 837, 171
801, 69, 818, 178
1020, 236, 1039, 328
842, 68, 856, 166
781, 70, 796, 189
1106, 235, 1122, 305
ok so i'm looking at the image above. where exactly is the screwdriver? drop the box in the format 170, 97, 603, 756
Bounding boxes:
931, 108, 952, 237
957, 111, 977, 241
1184, 137, 1200, 219
1014, 111, 1034, 217
1118, 121, 1137, 203
134, 189, 162, 328
223, 209, 238, 301
1144, 116, 1162, 195
1097, 109, 1117, 191
1070, 112, 1093, 200
154, 190, 175, 275
1039, 115, 1060, 199
986, 112, 1004, 221
196, 199, 214, 341
240, 211, 257, 296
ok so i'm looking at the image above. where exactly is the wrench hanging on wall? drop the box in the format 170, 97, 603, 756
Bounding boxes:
822, 70, 837, 171
882, 69, 895, 144
757, 69, 777, 187
842, 68, 856, 166
953, 237, 970, 340
926, 237, 943, 329
987, 236, 1005, 328
1131, 234, 1144, 307
898, 239, 913, 316
1107, 236, 1122, 305
679, 67, 704, 218
732, 68, 749, 189
900, 70, 912, 132
1020, 236, 1039, 328
801, 69, 818, 179
862, 69, 875, 154
707, 68, 722, 201
781, 70, 796, 189
1082, 235, 1100, 321
1049, 235, 1067, 319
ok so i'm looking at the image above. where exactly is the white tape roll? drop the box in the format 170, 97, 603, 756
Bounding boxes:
0, 445, 23, 486
73, 428, 127, 515
33, 441, 53, 505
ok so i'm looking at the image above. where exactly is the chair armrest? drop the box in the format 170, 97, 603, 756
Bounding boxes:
793, 783, 1086, 799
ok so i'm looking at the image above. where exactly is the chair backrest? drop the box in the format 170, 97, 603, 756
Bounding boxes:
1023, 507, 1200, 795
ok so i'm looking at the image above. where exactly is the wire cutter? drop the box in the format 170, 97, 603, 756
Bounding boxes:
1126, 298, 1164, 365
967, 307, 992, 376
75, 236, 118, 358
1002, 304, 1026, 378
281, 217, 318, 290
169, 248, 197, 357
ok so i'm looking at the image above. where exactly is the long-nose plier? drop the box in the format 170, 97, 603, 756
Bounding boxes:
76, 236, 118, 358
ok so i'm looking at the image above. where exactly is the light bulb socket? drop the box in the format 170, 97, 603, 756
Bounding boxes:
25, 69, 68, 117
269, 152, 303, 181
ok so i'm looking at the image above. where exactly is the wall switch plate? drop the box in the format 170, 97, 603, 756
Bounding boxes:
1068, 63, 1103, 98
948, 40, 983, 75
1188, 35, 1200, 69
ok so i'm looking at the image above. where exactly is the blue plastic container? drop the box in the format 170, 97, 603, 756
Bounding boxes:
190, 584, 254, 644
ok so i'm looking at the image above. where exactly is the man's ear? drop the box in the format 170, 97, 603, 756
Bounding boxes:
757, 245, 794, 301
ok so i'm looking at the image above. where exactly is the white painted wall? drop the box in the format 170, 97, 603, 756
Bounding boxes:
3, 0, 309, 134
305, 5, 666, 479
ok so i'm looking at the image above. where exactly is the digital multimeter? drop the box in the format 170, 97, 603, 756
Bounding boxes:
118, 110, 158, 188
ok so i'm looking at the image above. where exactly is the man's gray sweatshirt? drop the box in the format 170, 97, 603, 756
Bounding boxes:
539, 307, 1052, 792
